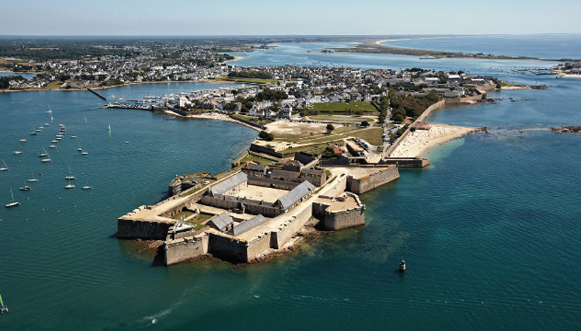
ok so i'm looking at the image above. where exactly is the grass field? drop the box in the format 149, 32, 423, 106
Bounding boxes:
312, 101, 378, 114
240, 155, 274, 165
221, 77, 277, 84
185, 213, 213, 231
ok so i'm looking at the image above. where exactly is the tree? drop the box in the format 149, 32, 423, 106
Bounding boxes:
326, 123, 335, 133
360, 120, 370, 127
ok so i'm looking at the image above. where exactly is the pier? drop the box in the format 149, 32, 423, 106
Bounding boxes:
87, 87, 107, 100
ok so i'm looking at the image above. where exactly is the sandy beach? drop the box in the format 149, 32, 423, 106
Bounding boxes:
390, 124, 477, 157
164, 110, 261, 131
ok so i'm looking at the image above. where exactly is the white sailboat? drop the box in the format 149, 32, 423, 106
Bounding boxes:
41, 150, 52, 162
65, 179, 75, 189
6, 189, 19, 208
28, 170, 38, 182
38, 148, 48, 157
46, 104, 52, 114
81, 150, 88, 155
65, 166, 76, 180
0, 159, 8, 171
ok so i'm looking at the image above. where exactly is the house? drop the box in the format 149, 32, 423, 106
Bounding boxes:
283, 104, 293, 119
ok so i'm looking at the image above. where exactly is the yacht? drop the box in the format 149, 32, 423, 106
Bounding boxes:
6, 189, 19, 208
27, 170, 39, 182
0, 160, 8, 171
65, 166, 76, 180
65, 180, 75, 189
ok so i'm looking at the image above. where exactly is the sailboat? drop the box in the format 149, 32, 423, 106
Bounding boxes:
38, 148, 48, 157
41, 150, 52, 162
65, 179, 75, 189
28, 170, 39, 182
0, 160, 8, 171
20, 134, 27, 142
81, 149, 88, 155
6, 189, 19, 208
65, 166, 76, 180
82, 178, 93, 190
13, 142, 23, 155
20, 180, 32, 191
46, 104, 52, 114
0, 293, 8, 313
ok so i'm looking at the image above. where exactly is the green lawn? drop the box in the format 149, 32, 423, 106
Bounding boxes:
352, 128, 384, 145
312, 101, 378, 114
220, 77, 277, 84
185, 213, 213, 231
240, 155, 274, 165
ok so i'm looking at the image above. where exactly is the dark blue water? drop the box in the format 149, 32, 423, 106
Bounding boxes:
1, 36, 581, 330
381, 34, 581, 60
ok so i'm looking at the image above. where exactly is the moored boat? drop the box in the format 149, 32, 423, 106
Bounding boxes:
6, 189, 19, 208
0, 160, 8, 171
399, 258, 406, 272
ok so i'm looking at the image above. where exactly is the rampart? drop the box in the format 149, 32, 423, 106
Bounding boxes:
346, 165, 399, 194
164, 233, 209, 265
250, 143, 284, 158
380, 157, 430, 168
117, 218, 172, 240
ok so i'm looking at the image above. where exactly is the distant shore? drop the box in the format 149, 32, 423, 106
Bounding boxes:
0, 78, 239, 94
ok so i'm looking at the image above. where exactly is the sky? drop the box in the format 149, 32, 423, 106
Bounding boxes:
2, 0, 580, 36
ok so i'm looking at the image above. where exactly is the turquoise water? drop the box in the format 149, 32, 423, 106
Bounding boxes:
1, 37, 581, 330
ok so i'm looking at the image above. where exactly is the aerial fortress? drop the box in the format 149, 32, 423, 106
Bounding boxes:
118, 155, 400, 265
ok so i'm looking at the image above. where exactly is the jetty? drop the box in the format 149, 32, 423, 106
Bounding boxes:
87, 87, 107, 100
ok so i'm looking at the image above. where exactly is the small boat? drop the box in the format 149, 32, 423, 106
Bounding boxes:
38, 149, 48, 157
51, 140, 58, 144
45, 123, 50, 126
49, 144, 57, 149
125, 141, 129, 144
71, 135, 78, 139
35, 129, 42, 133
65, 166, 76, 180
41, 151, 52, 162
28, 170, 38, 182
13, 150, 22, 155
65, 180, 75, 189
20, 138, 27, 143
0, 293, 7, 313
20, 185, 32, 191
77, 148, 83, 152
399, 258, 406, 272
6, 189, 19, 208
82, 185, 93, 190
0, 160, 8, 171
39, 126, 44, 130
81, 151, 88, 155
56, 137, 62, 141
46, 106, 52, 114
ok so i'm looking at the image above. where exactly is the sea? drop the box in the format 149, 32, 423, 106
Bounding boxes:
0, 34, 580, 330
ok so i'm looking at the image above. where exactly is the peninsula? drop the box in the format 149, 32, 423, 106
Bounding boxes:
115, 65, 533, 266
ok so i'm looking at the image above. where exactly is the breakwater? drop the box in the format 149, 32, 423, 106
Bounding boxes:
87, 87, 107, 100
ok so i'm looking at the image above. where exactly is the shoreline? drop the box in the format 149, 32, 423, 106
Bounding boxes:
164, 110, 261, 132
390, 124, 479, 158
0, 78, 239, 94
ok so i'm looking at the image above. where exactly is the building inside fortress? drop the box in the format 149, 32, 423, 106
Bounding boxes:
117, 152, 401, 265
